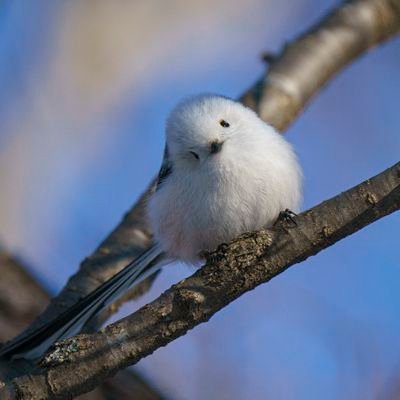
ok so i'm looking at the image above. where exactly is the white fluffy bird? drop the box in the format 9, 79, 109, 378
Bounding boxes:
0, 94, 302, 359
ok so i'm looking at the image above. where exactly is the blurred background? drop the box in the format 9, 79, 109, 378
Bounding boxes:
0, 1, 399, 399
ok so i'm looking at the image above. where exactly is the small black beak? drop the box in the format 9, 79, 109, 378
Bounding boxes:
210, 141, 223, 154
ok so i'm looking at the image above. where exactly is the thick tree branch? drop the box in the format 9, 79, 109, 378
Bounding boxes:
6, 161, 400, 400
241, 0, 400, 130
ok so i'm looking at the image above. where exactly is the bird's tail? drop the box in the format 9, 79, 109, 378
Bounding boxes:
0, 244, 166, 360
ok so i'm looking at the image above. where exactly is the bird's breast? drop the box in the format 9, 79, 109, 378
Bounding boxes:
151, 159, 274, 262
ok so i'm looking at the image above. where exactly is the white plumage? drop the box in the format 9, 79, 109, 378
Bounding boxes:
148, 94, 302, 262
0, 94, 302, 359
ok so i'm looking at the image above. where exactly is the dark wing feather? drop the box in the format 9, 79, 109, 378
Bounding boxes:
156, 144, 173, 189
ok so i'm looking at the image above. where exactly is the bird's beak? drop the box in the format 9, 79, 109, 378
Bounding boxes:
209, 141, 224, 154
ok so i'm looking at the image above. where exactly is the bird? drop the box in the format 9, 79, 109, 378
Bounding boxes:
0, 94, 302, 360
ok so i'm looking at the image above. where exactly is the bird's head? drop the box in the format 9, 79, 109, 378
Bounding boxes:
165, 94, 268, 168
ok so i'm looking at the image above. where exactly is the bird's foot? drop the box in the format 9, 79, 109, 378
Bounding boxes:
274, 209, 297, 226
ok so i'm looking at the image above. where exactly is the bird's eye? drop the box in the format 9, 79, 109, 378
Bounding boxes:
189, 151, 200, 160
219, 119, 230, 128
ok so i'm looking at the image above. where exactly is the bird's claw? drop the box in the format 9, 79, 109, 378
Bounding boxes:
274, 209, 297, 226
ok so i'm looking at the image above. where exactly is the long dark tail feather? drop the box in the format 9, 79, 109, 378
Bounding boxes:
0, 244, 166, 360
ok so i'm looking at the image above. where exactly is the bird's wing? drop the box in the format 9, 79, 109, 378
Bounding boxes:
156, 144, 173, 189
0, 244, 166, 360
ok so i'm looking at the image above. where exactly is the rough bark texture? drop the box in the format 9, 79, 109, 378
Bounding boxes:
0, 0, 399, 398
0, 253, 166, 400
5, 161, 400, 400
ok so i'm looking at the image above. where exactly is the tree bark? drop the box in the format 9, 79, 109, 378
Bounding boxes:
241, 0, 400, 130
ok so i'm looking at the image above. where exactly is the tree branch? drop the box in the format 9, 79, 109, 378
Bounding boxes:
241, 0, 400, 130
7, 161, 400, 400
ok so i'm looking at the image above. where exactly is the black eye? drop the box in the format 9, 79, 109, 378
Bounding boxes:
219, 119, 230, 128
189, 151, 200, 160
